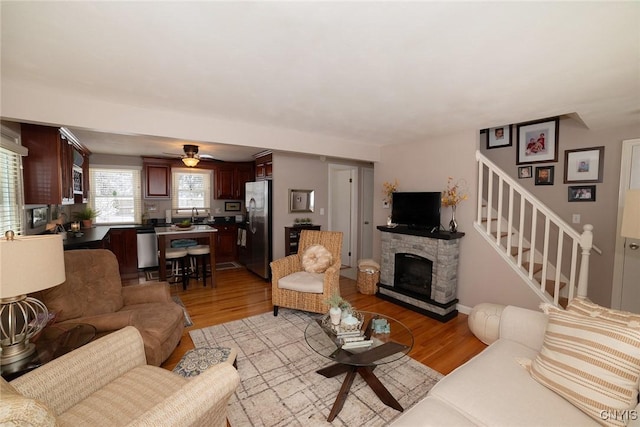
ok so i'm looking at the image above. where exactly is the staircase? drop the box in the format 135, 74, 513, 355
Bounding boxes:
474, 151, 599, 307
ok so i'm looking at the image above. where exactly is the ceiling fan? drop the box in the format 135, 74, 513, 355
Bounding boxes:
164, 144, 223, 167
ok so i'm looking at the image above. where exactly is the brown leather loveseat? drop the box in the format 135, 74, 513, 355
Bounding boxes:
36, 249, 184, 366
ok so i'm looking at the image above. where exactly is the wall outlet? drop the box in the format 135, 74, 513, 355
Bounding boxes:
383, 201, 390, 209
572, 214, 581, 224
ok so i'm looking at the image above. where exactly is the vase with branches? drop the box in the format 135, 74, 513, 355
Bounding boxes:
442, 177, 468, 233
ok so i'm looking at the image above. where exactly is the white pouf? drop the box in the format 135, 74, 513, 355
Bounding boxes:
468, 303, 506, 345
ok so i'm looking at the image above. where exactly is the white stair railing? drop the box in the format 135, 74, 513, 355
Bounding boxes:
475, 151, 600, 306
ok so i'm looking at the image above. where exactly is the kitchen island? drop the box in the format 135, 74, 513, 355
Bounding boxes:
155, 225, 218, 287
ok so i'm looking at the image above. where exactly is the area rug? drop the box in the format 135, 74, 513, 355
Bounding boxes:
172, 295, 193, 327
215, 261, 242, 270
189, 309, 443, 426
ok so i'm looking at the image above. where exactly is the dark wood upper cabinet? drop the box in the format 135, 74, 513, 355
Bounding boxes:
255, 152, 272, 181
214, 162, 254, 200
21, 124, 90, 205
143, 158, 172, 198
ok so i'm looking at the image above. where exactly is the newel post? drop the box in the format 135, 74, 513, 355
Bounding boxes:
576, 224, 593, 298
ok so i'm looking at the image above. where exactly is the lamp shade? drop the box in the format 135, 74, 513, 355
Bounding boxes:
182, 157, 199, 167
621, 189, 640, 239
0, 234, 66, 298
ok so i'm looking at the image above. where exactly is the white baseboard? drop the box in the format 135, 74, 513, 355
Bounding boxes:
456, 304, 472, 315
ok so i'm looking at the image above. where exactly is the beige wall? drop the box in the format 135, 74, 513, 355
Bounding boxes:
480, 118, 640, 306
373, 130, 543, 311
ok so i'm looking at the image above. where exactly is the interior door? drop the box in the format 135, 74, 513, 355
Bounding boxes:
329, 165, 357, 267
612, 138, 640, 312
360, 167, 374, 259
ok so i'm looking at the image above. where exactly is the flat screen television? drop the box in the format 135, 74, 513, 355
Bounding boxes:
391, 192, 441, 230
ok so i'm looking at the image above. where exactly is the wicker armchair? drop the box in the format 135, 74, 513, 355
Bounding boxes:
270, 230, 343, 316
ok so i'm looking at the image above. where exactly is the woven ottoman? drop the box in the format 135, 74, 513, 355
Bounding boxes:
173, 347, 238, 377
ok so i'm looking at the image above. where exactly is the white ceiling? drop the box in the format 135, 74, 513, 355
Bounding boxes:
1, 2, 639, 162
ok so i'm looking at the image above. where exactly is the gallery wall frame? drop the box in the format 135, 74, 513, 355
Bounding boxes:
486, 125, 512, 149
568, 185, 596, 202
535, 165, 554, 185
516, 117, 559, 165
518, 166, 532, 179
564, 146, 605, 183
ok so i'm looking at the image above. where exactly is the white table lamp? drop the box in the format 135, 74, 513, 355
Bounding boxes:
0, 232, 66, 365
621, 189, 640, 240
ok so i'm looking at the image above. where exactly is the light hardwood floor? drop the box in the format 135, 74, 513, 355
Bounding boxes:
128, 267, 487, 375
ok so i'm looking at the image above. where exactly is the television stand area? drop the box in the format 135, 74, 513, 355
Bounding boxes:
376, 225, 464, 322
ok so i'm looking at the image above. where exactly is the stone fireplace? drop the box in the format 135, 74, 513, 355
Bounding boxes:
377, 226, 463, 321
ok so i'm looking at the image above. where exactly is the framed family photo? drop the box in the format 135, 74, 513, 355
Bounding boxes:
568, 185, 596, 202
535, 166, 554, 185
486, 125, 512, 149
518, 166, 532, 179
564, 146, 604, 183
516, 117, 559, 165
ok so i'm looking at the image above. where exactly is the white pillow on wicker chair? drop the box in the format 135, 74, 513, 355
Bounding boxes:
301, 244, 333, 273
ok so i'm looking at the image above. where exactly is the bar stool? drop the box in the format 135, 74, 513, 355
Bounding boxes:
165, 248, 189, 290
187, 245, 210, 287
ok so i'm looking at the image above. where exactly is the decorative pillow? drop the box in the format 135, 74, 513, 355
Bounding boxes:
530, 304, 640, 427
567, 297, 640, 328
302, 244, 333, 274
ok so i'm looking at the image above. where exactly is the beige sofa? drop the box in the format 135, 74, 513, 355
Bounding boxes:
37, 249, 184, 366
393, 305, 640, 427
1, 326, 240, 426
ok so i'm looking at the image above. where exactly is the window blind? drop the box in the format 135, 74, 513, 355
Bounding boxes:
89, 167, 142, 224
171, 168, 212, 215
0, 129, 26, 235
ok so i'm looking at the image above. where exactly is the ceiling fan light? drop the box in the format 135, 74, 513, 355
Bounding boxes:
182, 157, 199, 167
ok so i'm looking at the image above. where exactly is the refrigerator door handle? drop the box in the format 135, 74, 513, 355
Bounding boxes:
248, 197, 257, 234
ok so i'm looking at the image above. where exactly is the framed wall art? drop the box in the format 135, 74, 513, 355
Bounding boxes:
516, 117, 559, 165
535, 166, 554, 185
224, 202, 241, 212
486, 125, 512, 149
568, 185, 596, 202
564, 146, 604, 183
289, 189, 315, 213
518, 166, 532, 179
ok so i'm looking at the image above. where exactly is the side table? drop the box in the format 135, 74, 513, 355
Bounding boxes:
1, 323, 97, 381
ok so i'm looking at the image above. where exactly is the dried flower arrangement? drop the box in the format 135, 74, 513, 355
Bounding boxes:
382, 179, 399, 203
442, 177, 468, 207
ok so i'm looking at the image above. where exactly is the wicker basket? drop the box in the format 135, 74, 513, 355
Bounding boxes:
357, 268, 380, 295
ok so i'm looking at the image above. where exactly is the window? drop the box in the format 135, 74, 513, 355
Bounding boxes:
171, 168, 211, 214
0, 127, 26, 235
90, 167, 142, 224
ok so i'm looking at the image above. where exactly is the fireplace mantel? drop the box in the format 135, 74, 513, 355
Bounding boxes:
377, 227, 463, 322
376, 225, 465, 240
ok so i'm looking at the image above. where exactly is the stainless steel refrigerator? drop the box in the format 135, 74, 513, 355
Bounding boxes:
245, 180, 272, 279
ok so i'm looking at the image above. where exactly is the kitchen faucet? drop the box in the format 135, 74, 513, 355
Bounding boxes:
191, 207, 199, 223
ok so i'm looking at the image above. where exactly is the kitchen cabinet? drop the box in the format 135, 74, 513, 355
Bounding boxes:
285, 225, 321, 255
107, 228, 139, 279
143, 158, 172, 198
21, 124, 90, 205
255, 152, 272, 181
215, 224, 238, 263
214, 162, 254, 200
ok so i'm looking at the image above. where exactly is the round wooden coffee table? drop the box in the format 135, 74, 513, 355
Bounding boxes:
304, 311, 414, 421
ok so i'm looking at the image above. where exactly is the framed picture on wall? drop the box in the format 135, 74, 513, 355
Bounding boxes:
568, 185, 596, 202
535, 166, 554, 185
518, 166, 532, 179
224, 202, 241, 212
486, 125, 512, 149
516, 117, 559, 165
564, 146, 604, 183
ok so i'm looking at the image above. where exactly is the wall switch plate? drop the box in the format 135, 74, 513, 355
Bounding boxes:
572, 214, 581, 224
320, 208, 325, 215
